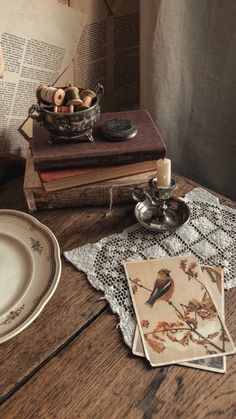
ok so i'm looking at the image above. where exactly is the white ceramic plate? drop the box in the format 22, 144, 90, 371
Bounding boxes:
0, 210, 61, 343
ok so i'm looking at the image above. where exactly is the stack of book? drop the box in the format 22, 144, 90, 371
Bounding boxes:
24, 110, 166, 212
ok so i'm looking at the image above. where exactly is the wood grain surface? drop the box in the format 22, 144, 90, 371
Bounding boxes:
0, 311, 235, 419
0, 174, 235, 418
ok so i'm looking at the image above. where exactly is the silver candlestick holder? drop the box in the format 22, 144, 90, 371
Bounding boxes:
132, 177, 190, 232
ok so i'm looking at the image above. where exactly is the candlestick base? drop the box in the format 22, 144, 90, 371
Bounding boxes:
132, 178, 190, 232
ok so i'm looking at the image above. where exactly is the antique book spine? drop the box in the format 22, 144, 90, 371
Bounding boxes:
24, 173, 155, 212
24, 150, 155, 212
33, 150, 163, 171
40, 160, 157, 192
24, 184, 139, 213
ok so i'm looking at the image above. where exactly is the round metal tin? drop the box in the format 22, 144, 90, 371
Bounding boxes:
101, 119, 138, 141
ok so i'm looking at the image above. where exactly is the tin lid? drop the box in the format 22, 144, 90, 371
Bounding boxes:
101, 119, 138, 141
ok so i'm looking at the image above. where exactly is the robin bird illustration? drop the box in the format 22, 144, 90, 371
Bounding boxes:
145, 269, 174, 307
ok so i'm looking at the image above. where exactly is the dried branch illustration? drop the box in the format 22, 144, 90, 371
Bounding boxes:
202, 266, 216, 283
129, 262, 229, 355
179, 259, 228, 352
168, 301, 225, 353
201, 266, 222, 292
180, 259, 212, 296
129, 277, 152, 295
142, 306, 225, 354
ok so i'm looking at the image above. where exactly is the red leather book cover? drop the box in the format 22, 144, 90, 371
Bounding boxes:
32, 110, 166, 171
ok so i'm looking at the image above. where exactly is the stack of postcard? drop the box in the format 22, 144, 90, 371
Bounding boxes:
123, 256, 235, 373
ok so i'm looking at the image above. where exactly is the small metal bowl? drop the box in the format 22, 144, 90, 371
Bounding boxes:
28, 83, 104, 142
132, 178, 190, 232
134, 197, 190, 232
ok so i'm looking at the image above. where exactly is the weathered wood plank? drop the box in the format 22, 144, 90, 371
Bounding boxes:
0, 264, 107, 403
0, 202, 135, 402
0, 174, 235, 413
0, 176, 140, 402
0, 305, 235, 419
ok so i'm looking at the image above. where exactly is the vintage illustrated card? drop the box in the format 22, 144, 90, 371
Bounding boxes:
124, 256, 235, 367
132, 265, 227, 373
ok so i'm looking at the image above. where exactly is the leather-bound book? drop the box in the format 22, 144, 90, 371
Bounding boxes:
24, 150, 156, 213
39, 160, 157, 192
31, 110, 166, 171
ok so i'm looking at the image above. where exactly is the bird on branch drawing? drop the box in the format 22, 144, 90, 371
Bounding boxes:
145, 269, 174, 307
128, 259, 232, 356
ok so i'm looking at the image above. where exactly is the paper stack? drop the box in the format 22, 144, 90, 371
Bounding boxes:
124, 256, 235, 373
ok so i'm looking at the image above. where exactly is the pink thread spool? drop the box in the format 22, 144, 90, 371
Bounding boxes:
57, 106, 70, 113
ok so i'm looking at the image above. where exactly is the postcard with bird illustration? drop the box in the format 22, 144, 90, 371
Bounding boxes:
132, 265, 227, 373
123, 256, 235, 367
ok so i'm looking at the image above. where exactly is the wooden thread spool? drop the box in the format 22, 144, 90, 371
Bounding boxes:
74, 104, 84, 112
53, 106, 58, 113
65, 86, 82, 106
80, 89, 96, 109
40, 87, 65, 106
36, 84, 47, 102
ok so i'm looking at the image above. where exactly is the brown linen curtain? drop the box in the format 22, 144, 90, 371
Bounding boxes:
140, 0, 236, 200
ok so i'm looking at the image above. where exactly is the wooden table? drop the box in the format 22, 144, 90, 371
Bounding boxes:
0, 175, 235, 419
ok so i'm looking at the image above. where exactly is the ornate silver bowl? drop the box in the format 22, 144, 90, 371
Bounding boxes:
28, 83, 104, 142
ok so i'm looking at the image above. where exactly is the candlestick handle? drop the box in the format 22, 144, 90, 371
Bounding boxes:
132, 187, 156, 206
133, 177, 190, 232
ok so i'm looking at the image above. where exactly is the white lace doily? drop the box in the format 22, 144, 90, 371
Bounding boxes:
64, 188, 236, 347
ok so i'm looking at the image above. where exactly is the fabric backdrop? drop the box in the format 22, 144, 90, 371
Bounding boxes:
140, 0, 236, 200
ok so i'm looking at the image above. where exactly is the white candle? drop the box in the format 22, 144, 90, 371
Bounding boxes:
156, 158, 171, 187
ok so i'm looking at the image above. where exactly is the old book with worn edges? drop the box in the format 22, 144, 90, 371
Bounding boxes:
24, 151, 156, 213
31, 110, 166, 171
39, 160, 157, 192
